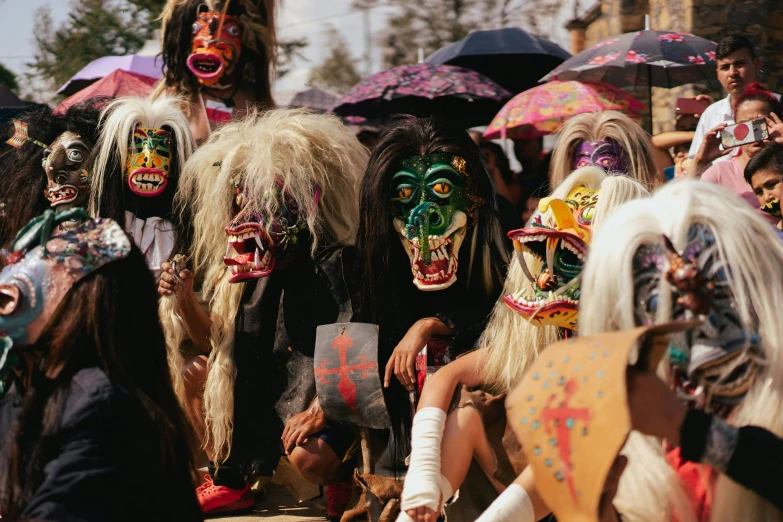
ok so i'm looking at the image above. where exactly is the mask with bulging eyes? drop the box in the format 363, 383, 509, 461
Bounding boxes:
223, 175, 320, 283
573, 140, 630, 174
187, 8, 243, 97
42, 132, 93, 211
391, 154, 484, 291
632, 224, 762, 416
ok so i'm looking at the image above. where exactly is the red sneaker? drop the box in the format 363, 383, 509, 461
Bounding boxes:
326, 481, 353, 521
196, 475, 254, 517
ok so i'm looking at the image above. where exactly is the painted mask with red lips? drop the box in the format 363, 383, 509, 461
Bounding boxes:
125, 126, 173, 197
187, 9, 243, 94
504, 185, 600, 330
223, 176, 320, 283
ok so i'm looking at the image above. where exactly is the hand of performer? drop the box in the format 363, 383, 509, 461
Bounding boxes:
157, 261, 194, 298
384, 318, 454, 391
626, 368, 687, 446
404, 496, 442, 522
282, 398, 326, 455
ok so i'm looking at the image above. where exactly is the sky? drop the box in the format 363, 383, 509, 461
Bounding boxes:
0, 0, 393, 98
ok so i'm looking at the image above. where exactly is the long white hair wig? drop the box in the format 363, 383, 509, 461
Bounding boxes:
580, 180, 783, 522
87, 95, 195, 217
550, 110, 661, 193
160, 108, 367, 463
478, 166, 649, 394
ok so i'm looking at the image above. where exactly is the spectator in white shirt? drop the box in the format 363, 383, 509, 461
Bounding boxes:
689, 36, 781, 161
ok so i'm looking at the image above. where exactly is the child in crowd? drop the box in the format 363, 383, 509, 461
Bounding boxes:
745, 141, 783, 229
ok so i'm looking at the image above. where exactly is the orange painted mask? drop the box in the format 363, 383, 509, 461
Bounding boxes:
125, 126, 173, 197
187, 10, 243, 89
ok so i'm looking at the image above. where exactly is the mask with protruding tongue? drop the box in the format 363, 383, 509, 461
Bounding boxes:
391, 154, 483, 291
504, 185, 600, 330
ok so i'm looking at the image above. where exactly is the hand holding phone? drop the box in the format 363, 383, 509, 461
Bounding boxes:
719, 118, 769, 149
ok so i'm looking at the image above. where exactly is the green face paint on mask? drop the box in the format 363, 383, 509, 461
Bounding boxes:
391, 154, 483, 291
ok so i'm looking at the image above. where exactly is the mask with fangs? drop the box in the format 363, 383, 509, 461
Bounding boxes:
391, 154, 482, 291
504, 185, 600, 329
223, 176, 321, 283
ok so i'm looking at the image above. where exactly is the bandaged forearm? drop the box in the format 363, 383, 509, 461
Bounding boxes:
474, 484, 535, 522
399, 407, 453, 513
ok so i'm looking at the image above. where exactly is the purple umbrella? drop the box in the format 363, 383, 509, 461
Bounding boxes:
332, 63, 512, 128
57, 54, 164, 96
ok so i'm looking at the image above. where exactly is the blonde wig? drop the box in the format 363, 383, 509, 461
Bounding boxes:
87, 95, 195, 219
479, 166, 650, 394
550, 111, 661, 192
161, 108, 368, 462
580, 180, 783, 522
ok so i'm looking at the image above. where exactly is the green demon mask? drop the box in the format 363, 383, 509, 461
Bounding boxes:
391, 154, 482, 291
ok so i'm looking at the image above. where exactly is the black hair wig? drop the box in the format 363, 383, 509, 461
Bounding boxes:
159, 0, 275, 108
355, 115, 507, 472
0, 99, 105, 249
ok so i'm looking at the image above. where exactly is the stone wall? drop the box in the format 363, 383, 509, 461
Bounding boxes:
580, 0, 783, 134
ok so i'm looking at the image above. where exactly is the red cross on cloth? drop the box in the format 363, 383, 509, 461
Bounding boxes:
314, 330, 377, 413
541, 379, 591, 502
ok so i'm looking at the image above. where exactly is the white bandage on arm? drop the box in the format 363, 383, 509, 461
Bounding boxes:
475, 483, 535, 522
399, 407, 453, 515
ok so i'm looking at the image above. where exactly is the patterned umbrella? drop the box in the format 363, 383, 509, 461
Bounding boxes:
541, 29, 717, 132
332, 63, 512, 128
483, 81, 645, 140
540, 30, 718, 88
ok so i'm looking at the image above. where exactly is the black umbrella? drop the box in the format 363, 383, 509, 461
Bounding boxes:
425, 27, 571, 95
540, 28, 718, 131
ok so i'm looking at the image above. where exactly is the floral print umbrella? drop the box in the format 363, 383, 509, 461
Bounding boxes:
541, 31, 718, 88
483, 81, 645, 140
332, 63, 512, 128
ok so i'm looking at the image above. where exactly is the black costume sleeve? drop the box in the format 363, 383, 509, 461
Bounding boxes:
679, 408, 783, 510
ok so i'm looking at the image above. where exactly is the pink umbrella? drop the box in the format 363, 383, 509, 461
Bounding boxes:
56, 54, 164, 96
483, 80, 644, 140
55, 70, 156, 114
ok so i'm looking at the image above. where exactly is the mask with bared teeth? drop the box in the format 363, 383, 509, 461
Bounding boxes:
223, 175, 320, 283
504, 185, 599, 330
391, 154, 483, 291
42, 131, 93, 211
